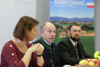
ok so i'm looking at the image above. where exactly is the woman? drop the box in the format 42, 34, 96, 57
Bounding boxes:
0, 16, 45, 67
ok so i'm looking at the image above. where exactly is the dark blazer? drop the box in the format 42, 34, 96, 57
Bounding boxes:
57, 37, 92, 66
31, 37, 61, 67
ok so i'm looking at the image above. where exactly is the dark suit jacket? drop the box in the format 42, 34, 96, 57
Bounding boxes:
57, 37, 92, 66
31, 37, 61, 67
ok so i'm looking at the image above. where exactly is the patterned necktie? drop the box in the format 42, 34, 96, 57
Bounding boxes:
75, 44, 79, 59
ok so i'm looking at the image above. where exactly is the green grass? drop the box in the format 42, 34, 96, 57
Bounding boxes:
59, 24, 70, 26
80, 36, 95, 57
86, 30, 94, 33
54, 37, 66, 44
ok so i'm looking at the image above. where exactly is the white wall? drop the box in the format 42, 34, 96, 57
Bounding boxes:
0, 0, 36, 54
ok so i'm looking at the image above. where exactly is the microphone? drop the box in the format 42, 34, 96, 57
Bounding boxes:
94, 51, 100, 60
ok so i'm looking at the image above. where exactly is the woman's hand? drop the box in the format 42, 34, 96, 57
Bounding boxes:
28, 43, 44, 54
36, 43, 44, 55
28, 44, 39, 53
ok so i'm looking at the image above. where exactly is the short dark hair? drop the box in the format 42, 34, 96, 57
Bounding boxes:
68, 23, 81, 31
13, 16, 39, 41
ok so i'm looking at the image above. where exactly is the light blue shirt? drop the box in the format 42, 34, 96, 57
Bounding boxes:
43, 39, 51, 45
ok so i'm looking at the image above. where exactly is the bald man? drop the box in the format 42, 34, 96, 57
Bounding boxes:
31, 22, 61, 67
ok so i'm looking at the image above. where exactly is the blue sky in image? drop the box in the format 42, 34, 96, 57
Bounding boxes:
50, 0, 94, 18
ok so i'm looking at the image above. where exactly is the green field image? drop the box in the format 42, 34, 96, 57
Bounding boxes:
59, 24, 70, 26
52, 22, 95, 57
86, 30, 94, 33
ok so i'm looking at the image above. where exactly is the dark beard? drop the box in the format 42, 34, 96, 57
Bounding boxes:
70, 35, 80, 41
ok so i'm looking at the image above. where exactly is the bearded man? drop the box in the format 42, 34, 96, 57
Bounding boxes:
57, 23, 92, 66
